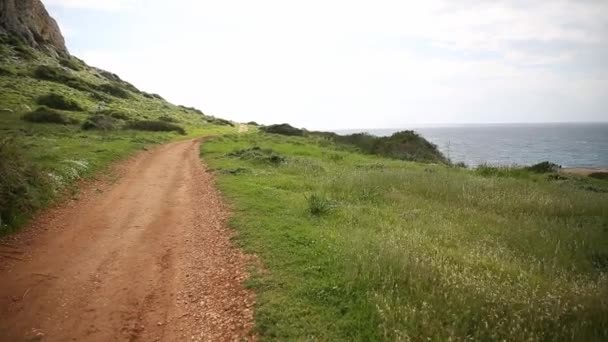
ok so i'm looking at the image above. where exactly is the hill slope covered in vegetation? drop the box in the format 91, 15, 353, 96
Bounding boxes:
0, 28, 233, 233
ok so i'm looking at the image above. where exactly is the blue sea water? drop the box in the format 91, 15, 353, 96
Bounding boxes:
337, 123, 608, 168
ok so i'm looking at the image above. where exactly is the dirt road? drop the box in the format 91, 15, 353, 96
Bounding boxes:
0, 140, 254, 341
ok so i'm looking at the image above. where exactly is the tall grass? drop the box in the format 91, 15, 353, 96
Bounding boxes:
202, 133, 608, 341
0, 139, 53, 232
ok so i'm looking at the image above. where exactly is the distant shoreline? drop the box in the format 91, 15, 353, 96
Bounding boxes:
561, 167, 608, 176
333, 121, 608, 133
335, 124, 608, 169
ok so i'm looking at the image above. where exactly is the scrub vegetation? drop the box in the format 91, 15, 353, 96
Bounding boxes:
261, 123, 448, 164
202, 132, 608, 341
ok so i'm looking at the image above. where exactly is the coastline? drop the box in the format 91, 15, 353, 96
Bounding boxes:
561, 167, 608, 176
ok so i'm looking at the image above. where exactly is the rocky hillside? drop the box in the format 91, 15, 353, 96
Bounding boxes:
0, 0, 67, 56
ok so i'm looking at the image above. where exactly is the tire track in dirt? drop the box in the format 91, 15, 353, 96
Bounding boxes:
0, 139, 255, 341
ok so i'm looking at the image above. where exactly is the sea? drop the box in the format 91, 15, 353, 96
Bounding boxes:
337, 123, 608, 168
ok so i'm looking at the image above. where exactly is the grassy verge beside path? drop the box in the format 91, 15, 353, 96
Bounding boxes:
201, 132, 608, 341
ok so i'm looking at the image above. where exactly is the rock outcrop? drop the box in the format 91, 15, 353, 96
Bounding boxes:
0, 0, 68, 55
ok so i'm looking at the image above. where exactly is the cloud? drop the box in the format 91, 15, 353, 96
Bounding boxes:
64, 0, 608, 128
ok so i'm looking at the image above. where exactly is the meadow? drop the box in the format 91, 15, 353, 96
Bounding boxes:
202, 132, 608, 341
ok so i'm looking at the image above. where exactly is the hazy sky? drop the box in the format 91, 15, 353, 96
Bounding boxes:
45, 0, 607, 129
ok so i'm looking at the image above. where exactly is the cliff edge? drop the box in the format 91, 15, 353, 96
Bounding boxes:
0, 0, 67, 55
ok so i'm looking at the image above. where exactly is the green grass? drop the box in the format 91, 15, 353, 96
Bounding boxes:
0, 40, 237, 233
201, 132, 608, 341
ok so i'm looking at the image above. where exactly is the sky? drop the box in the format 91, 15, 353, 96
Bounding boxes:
44, 0, 608, 130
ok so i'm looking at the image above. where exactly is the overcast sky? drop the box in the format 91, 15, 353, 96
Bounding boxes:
45, 0, 607, 129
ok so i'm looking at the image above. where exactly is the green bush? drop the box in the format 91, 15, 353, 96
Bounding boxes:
125, 120, 186, 135
143, 92, 164, 100
262, 123, 305, 136
247, 121, 260, 126
0, 139, 53, 231
208, 117, 235, 127
22, 106, 79, 125
36, 93, 83, 111
97, 83, 131, 99
525, 161, 561, 173
1, 34, 34, 60
89, 92, 111, 102
178, 105, 204, 115
475, 164, 538, 179
33, 65, 93, 92
97, 109, 129, 120
0, 66, 14, 76
64, 78, 94, 92
589, 172, 608, 181
33, 65, 69, 82
14, 45, 36, 60
82, 114, 121, 131
59, 57, 83, 71
327, 131, 448, 164
373, 131, 447, 163
159, 115, 178, 123
305, 193, 333, 216
228, 147, 285, 165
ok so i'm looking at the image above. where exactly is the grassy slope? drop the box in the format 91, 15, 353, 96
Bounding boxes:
202, 132, 608, 341
0, 38, 235, 233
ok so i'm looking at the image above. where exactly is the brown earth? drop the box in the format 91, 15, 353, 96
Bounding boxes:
0, 139, 255, 341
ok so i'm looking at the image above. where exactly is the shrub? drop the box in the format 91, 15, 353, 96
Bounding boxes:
209, 117, 235, 126
22, 106, 79, 125
89, 92, 111, 102
64, 78, 93, 92
475, 164, 534, 179
33, 65, 94, 92
125, 120, 186, 135
0, 138, 53, 231
0, 66, 14, 76
98, 70, 122, 82
525, 161, 561, 173
247, 121, 260, 126
36, 93, 83, 111
262, 123, 305, 136
159, 115, 178, 123
305, 193, 333, 216
374, 131, 448, 163
97, 83, 130, 99
33, 65, 68, 81
82, 114, 121, 131
1, 33, 34, 60
143, 92, 164, 100
589, 172, 608, 181
327, 131, 448, 164
59, 57, 83, 71
14, 45, 36, 60
97, 109, 130, 120
228, 147, 286, 165
178, 105, 204, 115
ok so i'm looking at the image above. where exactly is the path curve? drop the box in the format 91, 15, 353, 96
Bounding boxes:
0, 139, 254, 341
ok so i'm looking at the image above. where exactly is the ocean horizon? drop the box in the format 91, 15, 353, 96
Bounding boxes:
335, 122, 608, 168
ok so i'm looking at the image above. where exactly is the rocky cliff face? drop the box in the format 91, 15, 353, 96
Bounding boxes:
0, 0, 68, 55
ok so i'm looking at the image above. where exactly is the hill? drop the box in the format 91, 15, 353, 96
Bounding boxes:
0, 0, 234, 232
